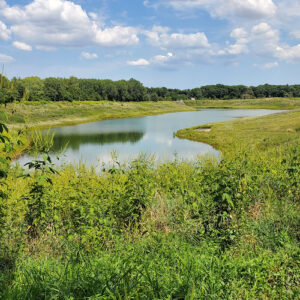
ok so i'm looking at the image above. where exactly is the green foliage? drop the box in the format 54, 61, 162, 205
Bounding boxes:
30, 129, 54, 153
0, 97, 299, 298
0, 140, 299, 298
2, 73, 300, 103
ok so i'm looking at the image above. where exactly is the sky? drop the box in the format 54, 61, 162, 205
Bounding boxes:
0, 0, 300, 89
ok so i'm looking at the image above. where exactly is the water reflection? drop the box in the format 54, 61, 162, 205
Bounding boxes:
16, 109, 281, 168
51, 131, 144, 151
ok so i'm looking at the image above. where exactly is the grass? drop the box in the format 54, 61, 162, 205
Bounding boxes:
1, 100, 194, 129
184, 97, 300, 110
176, 110, 300, 154
1, 142, 299, 299
0, 98, 299, 298
3, 98, 300, 131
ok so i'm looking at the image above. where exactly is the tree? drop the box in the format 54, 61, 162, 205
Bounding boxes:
23, 77, 45, 101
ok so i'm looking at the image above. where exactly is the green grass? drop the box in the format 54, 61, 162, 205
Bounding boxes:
0, 99, 299, 298
184, 98, 300, 110
1, 101, 194, 129
176, 110, 300, 154
3, 98, 300, 130
1, 142, 299, 299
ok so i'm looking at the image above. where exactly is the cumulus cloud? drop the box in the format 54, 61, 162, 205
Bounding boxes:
0, 53, 14, 63
144, 27, 210, 49
164, 0, 277, 19
81, 52, 98, 59
151, 52, 174, 65
94, 26, 139, 47
230, 28, 247, 40
13, 41, 32, 51
236, 22, 300, 63
0, 0, 139, 48
275, 45, 300, 63
219, 27, 249, 56
128, 53, 175, 67
0, 20, 10, 40
127, 58, 150, 66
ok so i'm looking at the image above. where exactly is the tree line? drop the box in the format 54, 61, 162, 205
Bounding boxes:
1, 75, 300, 103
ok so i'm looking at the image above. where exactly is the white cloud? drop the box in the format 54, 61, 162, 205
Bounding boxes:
275, 45, 300, 63
0, 0, 139, 48
226, 43, 248, 55
128, 53, 175, 67
248, 22, 300, 63
13, 41, 32, 51
94, 26, 139, 47
262, 61, 278, 69
89, 12, 98, 20
250, 22, 279, 55
217, 27, 249, 56
145, 27, 210, 49
127, 58, 150, 66
81, 52, 98, 59
0, 20, 10, 40
0, 53, 14, 63
164, 0, 277, 19
230, 28, 247, 40
151, 52, 174, 65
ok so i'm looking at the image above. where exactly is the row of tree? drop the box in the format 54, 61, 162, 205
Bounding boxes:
1, 75, 300, 103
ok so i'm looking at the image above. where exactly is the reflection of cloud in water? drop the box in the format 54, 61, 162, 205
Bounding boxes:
154, 135, 173, 147
16, 109, 280, 169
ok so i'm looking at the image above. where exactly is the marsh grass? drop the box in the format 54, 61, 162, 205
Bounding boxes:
30, 129, 54, 154
0, 101, 299, 299
176, 110, 300, 154
0, 139, 299, 299
184, 98, 300, 110
0, 101, 195, 130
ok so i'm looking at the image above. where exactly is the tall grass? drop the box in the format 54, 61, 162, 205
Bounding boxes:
0, 140, 299, 299
30, 129, 54, 153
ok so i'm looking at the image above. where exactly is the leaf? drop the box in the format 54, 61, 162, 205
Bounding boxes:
222, 193, 234, 208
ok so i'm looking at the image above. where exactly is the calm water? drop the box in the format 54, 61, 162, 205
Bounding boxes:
17, 109, 279, 169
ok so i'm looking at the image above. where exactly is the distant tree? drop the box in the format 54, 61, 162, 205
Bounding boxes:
23, 77, 45, 101
44, 77, 67, 101
116, 80, 129, 102
127, 78, 146, 101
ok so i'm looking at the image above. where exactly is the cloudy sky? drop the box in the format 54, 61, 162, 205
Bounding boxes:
0, 0, 300, 88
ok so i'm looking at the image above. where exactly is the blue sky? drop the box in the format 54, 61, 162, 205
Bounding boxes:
0, 0, 300, 88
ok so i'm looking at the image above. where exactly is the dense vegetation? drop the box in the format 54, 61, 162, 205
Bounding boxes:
176, 110, 300, 154
1, 74, 300, 102
0, 101, 193, 129
0, 101, 299, 298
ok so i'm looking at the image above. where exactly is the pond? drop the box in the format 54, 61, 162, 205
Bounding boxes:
17, 109, 279, 169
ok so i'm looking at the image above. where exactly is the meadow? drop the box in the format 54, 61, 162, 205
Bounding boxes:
184, 97, 300, 110
1, 101, 194, 130
176, 109, 300, 153
0, 99, 299, 299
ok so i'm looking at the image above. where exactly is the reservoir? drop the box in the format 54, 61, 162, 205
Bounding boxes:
17, 109, 279, 169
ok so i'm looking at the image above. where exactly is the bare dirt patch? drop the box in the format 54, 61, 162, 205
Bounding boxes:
196, 127, 211, 132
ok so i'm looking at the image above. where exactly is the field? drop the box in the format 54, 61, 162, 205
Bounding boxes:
0, 100, 299, 299
176, 109, 300, 153
185, 97, 300, 110
1, 101, 194, 129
